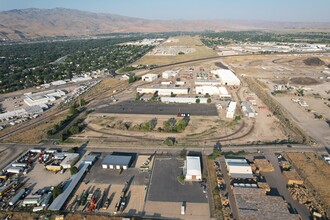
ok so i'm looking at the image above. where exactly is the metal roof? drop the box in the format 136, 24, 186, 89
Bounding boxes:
230, 173, 254, 179
102, 155, 132, 166
48, 163, 89, 211
83, 155, 97, 163
186, 156, 202, 176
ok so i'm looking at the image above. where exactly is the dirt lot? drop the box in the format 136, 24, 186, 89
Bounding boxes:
144, 201, 210, 220
1, 110, 68, 144
135, 36, 217, 66
272, 95, 330, 147
25, 160, 72, 193
286, 152, 330, 216
67, 182, 146, 215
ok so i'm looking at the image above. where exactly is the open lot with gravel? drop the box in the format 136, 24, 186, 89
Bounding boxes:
25, 160, 72, 193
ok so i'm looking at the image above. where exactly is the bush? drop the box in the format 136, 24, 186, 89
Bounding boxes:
207, 98, 212, 103
196, 98, 200, 104
164, 137, 176, 146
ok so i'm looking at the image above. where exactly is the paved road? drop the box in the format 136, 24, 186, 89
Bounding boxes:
263, 151, 311, 220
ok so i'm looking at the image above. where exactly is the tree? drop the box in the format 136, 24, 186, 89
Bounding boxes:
69, 125, 80, 135
207, 98, 212, 103
70, 166, 78, 175
164, 137, 176, 146
196, 98, 200, 104
69, 106, 79, 115
52, 185, 62, 200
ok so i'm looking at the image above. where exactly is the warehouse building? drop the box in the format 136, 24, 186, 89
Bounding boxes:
233, 187, 299, 220
195, 80, 222, 86
60, 153, 79, 169
137, 86, 189, 96
160, 97, 208, 104
49, 163, 89, 211
71, 76, 92, 82
24, 89, 66, 106
195, 86, 231, 99
226, 101, 236, 119
225, 158, 254, 179
51, 80, 67, 86
241, 101, 256, 118
102, 155, 133, 170
162, 70, 178, 79
184, 156, 202, 181
142, 73, 158, 82
82, 154, 98, 165
212, 69, 240, 86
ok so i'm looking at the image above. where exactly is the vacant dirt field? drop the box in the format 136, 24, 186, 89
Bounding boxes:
1, 110, 68, 144
286, 152, 330, 216
67, 182, 145, 215
135, 36, 217, 66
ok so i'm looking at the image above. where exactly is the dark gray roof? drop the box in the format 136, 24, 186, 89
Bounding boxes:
83, 155, 97, 163
48, 163, 89, 211
102, 155, 132, 166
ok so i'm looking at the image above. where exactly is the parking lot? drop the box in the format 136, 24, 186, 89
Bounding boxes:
147, 157, 207, 203
84, 153, 149, 186
95, 100, 218, 116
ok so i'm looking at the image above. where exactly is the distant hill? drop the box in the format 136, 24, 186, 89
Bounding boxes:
0, 8, 330, 41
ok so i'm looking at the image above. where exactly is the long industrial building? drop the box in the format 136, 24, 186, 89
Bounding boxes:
195, 86, 231, 99
23, 89, 66, 106
160, 97, 208, 104
48, 163, 89, 211
212, 69, 240, 86
226, 101, 237, 119
137, 86, 189, 96
102, 155, 132, 170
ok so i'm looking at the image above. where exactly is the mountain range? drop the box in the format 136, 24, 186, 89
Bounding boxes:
0, 8, 330, 41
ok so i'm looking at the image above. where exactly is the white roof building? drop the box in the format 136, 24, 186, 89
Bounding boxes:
60, 153, 79, 169
142, 74, 158, 82
212, 69, 240, 86
137, 86, 189, 96
226, 101, 237, 119
184, 156, 202, 181
195, 80, 222, 86
160, 97, 208, 104
23, 89, 66, 106
195, 86, 231, 98
225, 158, 253, 179
51, 80, 67, 86
71, 76, 93, 83
162, 70, 178, 79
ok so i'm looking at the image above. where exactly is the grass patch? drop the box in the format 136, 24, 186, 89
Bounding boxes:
223, 150, 247, 157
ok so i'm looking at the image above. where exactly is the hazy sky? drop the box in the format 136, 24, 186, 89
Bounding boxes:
1, 0, 330, 22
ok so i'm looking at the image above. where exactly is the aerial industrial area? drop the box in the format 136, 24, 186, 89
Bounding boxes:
0, 28, 330, 220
